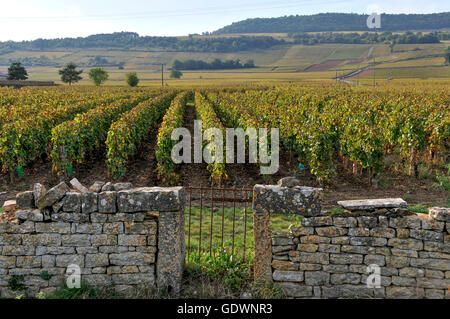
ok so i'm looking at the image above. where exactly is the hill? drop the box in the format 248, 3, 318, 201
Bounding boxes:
0, 32, 283, 54
213, 12, 450, 34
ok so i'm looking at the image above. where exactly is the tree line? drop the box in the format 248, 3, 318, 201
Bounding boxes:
213, 12, 450, 34
1, 55, 126, 68
288, 31, 448, 45
0, 32, 283, 53
5, 62, 139, 87
172, 58, 255, 70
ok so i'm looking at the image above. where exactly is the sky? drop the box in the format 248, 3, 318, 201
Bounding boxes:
0, 0, 449, 41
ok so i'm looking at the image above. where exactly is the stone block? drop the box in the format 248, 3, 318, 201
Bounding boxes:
429, 207, 450, 222
62, 192, 81, 212
82, 192, 98, 214
16, 191, 35, 209
15, 209, 43, 222
276, 283, 312, 297
273, 270, 303, 282
117, 187, 185, 213
98, 191, 116, 213
2, 200, 17, 212
70, 178, 88, 193
36, 182, 70, 209
305, 271, 329, 285
89, 181, 105, 193
113, 182, 133, 191
253, 184, 322, 216
337, 198, 407, 211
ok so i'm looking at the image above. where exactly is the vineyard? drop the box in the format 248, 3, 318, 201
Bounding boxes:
0, 85, 448, 207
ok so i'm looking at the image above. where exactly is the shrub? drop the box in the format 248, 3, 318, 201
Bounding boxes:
106, 92, 175, 178
156, 91, 191, 183
126, 72, 139, 87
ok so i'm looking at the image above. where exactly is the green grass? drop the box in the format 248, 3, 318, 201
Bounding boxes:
186, 250, 252, 291
185, 249, 285, 298
185, 206, 302, 261
330, 208, 345, 216
408, 204, 429, 214
434, 175, 450, 191
0, 207, 3, 213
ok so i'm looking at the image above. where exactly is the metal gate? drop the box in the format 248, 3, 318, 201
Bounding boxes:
185, 186, 253, 262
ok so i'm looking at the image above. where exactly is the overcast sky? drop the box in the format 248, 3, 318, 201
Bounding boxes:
0, 0, 449, 41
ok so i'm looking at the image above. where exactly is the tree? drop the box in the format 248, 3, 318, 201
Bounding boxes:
445, 46, 450, 64
7, 62, 28, 80
125, 72, 139, 87
244, 59, 255, 68
88, 68, 109, 86
59, 63, 83, 85
170, 69, 183, 79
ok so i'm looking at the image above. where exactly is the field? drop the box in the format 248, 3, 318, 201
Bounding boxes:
0, 33, 449, 301
0, 84, 448, 220
1, 41, 448, 85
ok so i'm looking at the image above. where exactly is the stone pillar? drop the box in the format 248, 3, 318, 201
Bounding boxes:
154, 187, 186, 296
253, 210, 273, 283
157, 208, 185, 295
252, 184, 323, 283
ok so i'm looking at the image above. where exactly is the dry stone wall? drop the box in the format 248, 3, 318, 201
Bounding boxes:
0, 180, 185, 298
253, 184, 450, 299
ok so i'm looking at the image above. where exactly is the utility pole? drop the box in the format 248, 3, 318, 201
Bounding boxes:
161, 64, 164, 86
373, 56, 375, 87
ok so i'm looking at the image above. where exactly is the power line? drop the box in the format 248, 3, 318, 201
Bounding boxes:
0, 0, 349, 21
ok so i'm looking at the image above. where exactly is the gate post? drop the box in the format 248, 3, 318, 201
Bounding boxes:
252, 187, 273, 283
252, 184, 323, 283
154, 187, 186, 296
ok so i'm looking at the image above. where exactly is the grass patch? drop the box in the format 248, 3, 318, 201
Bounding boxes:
185, 206, 302, 260
377, 178, 390, 189
434, 175, 450, 191
44, 282, 116, 299
186, 250, 252, 292
184, 249, 284, 299
408, 204, 428, 214
330, 208, 345, 216
251, 281, 286, 299
41, 282, 177, 299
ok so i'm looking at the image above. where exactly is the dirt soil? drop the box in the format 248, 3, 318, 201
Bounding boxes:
304, 60, 343, 72
349, 69, 373, 79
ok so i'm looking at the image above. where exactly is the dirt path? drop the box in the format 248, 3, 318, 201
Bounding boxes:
178, 102, 212, 187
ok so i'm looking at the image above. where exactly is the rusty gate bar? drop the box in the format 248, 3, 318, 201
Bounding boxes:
221, 188, 225, 249
187, 187, 192, 260
210, 186, 213, 257
243, 189, 248, 262
232, 187, 236, 256
185, 186, 253, 262
198, 187, 203, 260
